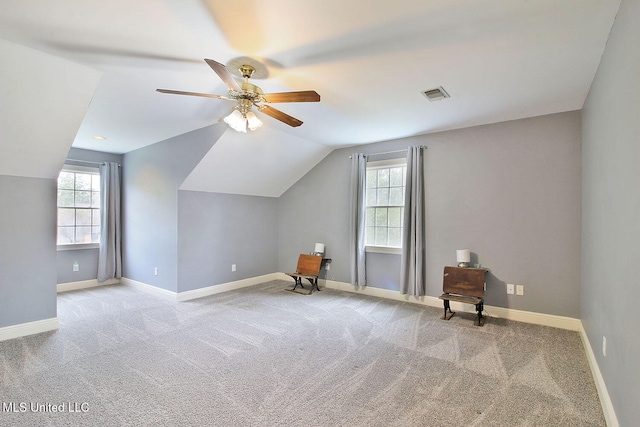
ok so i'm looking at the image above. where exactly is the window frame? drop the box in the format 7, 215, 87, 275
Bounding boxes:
364, 157, 407, 255
56, 164, 101, 251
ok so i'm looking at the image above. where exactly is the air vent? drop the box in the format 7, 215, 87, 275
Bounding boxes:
422, 86, 450, 102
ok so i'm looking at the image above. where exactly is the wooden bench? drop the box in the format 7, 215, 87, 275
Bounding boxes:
439, 266, 487, 326
286, 254, 323, 295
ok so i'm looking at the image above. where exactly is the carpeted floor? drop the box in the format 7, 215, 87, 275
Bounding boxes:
0, 280, 604, 426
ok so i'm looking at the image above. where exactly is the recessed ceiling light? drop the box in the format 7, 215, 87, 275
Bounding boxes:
92, 135, 106, 140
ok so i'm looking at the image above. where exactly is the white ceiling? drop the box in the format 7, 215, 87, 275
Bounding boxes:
0, 38, 101, 179
180, 127, 331, 197
0, 0, 620, 194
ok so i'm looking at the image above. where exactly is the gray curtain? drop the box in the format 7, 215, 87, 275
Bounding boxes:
400, 146, 426, 295
349, 153, 367, 286
97, 162, 122, 282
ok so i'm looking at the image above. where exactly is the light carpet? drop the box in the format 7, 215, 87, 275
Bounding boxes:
0, 280, 605, 426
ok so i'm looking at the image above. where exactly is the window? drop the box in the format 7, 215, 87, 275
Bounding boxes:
365, 158, 406, 251
57, 165, 100, 248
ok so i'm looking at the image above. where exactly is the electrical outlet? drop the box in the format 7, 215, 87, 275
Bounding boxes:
73, 262, 79, 272
232, 264, 237, 272
154, 267, 158, 276
325, 262, 330, 271
516, 284, 524, 296
507, 283, 515, 294
602, 336, 607, 357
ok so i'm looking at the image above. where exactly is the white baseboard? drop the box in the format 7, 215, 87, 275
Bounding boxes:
120, 273, 284, 302
120, 277, 178, 298
57, 278, 120, 293
176, 273, 283, 301
321, 279, 582, 331
0, 317, 59, 342
579, 324, 619, 427
120, 275, 580, 332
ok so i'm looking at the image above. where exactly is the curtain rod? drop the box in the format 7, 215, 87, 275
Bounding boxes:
349, 146, 427, 159
66, 159, 121, 166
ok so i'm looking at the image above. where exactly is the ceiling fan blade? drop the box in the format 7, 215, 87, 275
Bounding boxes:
204, 59, 242, 93
263, 91, 321, 103
156, 89, 230, 100
259, 106, 303, 127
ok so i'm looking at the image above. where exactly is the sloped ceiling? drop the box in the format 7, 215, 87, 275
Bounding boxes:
0, 39, 101, 179
180, 127, 331, 198
0, 0, 620, 194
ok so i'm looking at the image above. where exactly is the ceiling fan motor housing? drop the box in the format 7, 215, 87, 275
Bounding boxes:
238, 82, 263, 97
231, 82, 265, 112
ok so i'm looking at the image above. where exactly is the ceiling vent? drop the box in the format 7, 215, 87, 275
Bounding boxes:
422, 86, 450, 102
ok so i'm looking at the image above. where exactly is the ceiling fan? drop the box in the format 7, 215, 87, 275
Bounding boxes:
157, 59, 320, 132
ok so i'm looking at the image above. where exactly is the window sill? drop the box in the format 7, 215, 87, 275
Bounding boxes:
57, 243, 99, 251
365, 246, 402, 255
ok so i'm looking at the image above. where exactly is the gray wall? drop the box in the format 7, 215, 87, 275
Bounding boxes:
57, 248, 99, 284
0, 175, 57, 327
122, 124, 225, 292
178, 191, 278, 292
581, 0, 640, 424
279, 111, 582, 317
0, 37, 100, 330
278, 147, 352, 279
57, 148, 123, 284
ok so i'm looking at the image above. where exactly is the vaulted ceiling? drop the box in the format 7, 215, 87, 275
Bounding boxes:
0, 0, 620, 195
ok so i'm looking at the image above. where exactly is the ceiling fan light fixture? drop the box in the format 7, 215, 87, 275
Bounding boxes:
224, 109, 247, 133
246, 111, 263, 131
